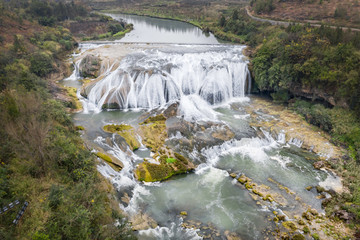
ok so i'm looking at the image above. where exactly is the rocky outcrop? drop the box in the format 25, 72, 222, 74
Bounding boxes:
290, 84, 348, 108
79, 54, 100, 78
135, 114, 195, 182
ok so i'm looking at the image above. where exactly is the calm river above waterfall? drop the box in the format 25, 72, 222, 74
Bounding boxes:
63, 14, 345, 239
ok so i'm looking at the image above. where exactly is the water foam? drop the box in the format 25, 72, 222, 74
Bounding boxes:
82, 46, 251, 113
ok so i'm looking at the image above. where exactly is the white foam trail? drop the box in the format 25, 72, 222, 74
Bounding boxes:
201, 135, 278, 166
277, 132, 286, 144
138, 220, 202, 240
65, 59, 82, 81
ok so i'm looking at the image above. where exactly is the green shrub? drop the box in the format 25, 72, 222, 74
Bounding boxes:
48, 185, 63, 210
271, 90, 289, 103
30, 52, 54, 77
32, 232, 50, 240
166, 158, 176, 163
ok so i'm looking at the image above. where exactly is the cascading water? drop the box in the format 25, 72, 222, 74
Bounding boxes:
65, 13, 347, 240
65, 59, 81, 81
82, 46, 251, 112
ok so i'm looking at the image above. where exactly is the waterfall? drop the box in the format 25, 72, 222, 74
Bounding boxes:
82, 46, 251, 112
65, 59, 81, 81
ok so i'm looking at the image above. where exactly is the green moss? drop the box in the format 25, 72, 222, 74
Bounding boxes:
117, 131, 140, 151
96, 152, 112, 163
303, 226, 310, 234
140, 115, 167, 153
180, 211, 187, 216
104, 124, 133, 133
166, 158, 176, 163
230, 173, 237, 178
252, 189, 264, 197
263, 194, 273, 202
103, 124, 140, 151
292, 234, 305, 240
316, 186, 325, 193
311, 233, 320, 240
281, 221, 297, 232
174, 152, 189, 164
237, 176, 247, 184
75, 125, 85, 131
302, 212, 313, 221
141, 162, 174, 182
245, 182, 253, 190
298, 219, 306, 225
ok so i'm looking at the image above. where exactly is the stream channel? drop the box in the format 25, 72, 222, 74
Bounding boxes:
62, 13, 342, 240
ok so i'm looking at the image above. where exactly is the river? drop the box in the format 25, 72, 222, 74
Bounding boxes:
62, 13, 344, 240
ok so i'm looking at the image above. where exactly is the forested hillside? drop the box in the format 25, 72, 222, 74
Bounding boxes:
0, 1, 135, 239
249, 0, 360, 29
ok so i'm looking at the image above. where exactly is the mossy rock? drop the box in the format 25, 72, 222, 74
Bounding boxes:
245, 182, 253, 190
104, 124, 133, 132
252, 189, 264, 197
263, 194, 274, 202
75, 125, 85, 131
292, 234, 305, 240
311, 233, 320, 240
141, 114, 167, 124
139, 115, 167, 153
303, 226, 310, 234
174, 152, 189, 164
237, 175, 248, 184
65, 86, 82, 110
103, 124, 140, 150
135, 162, 176, 182
96, 152, 123, 170
302, 212, 313, 221
297, 219, 306, 225
282, 221, 297, 232
230, 173, 237, 178
180, 211, 188, 216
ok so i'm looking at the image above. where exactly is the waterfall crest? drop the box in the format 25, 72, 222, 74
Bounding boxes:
82, 46, 251, 112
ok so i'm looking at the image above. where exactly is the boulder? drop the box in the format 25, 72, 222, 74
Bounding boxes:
313, 161, 325, 169
79, 54, 100, 78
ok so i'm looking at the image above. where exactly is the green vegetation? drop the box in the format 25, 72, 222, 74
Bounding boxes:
250, 0, 275, 14
312, 233, 320, 240
96, 152, 113, 163
81, 19, 133, 41
166, 158, 176, 163
0, 1, 135, 239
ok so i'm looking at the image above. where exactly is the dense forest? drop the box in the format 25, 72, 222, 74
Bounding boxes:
0, 1, 135, 239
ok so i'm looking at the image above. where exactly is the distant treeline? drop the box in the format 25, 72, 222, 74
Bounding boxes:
2, 0, 88, 26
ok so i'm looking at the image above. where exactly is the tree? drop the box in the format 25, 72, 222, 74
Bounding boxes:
219, 15, 226, 27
